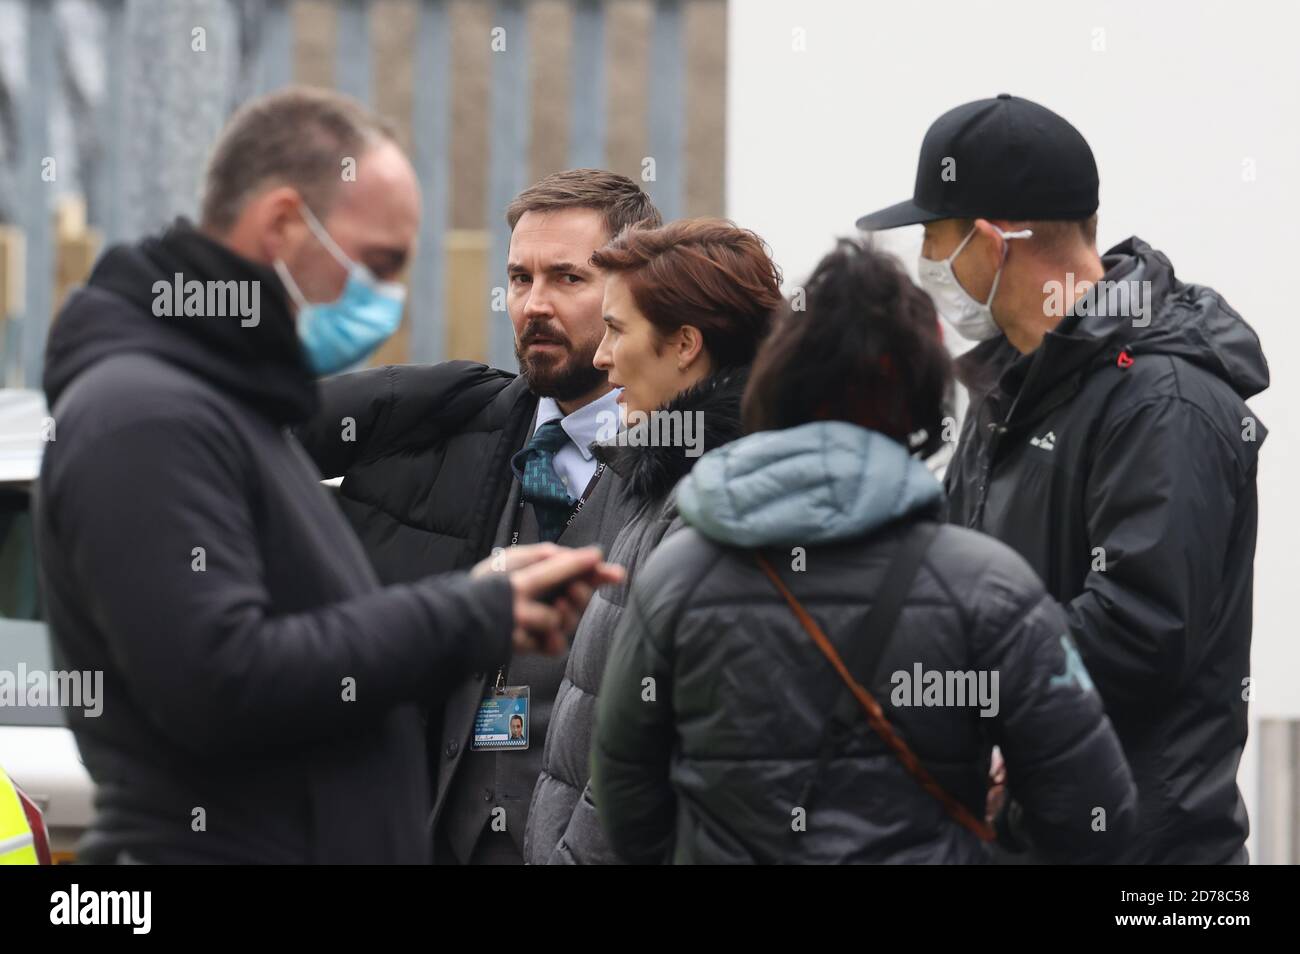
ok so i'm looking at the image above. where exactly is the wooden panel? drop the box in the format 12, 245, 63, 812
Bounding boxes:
528, 0, 573, 182
292, 0, 336, 88
683, 0, 726, 218
603, 0, 651, 185
0, 228, 25, 320
54, 198, 101, 320
445, 229, 491, 363
450, 0, 492, 230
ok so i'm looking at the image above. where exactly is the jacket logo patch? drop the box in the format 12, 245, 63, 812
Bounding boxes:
1049, 635, 1095, 695
1029, 430, 1057, 452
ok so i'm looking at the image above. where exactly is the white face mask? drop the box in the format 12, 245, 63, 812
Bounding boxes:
917, 224, 1032, 341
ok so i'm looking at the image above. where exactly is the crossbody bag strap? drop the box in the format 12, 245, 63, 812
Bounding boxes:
756, 522, 994, 844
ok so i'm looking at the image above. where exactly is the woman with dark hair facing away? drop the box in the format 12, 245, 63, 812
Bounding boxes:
590, 238, 1137, 864
524, 218, 782, 864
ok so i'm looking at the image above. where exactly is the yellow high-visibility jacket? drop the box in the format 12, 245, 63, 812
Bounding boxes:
0, 767, 38, 864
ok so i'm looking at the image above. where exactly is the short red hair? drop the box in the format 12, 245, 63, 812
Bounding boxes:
589, 218, 783, 369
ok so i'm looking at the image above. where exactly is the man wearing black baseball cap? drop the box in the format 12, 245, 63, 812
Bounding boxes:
859, 94, 1269, 865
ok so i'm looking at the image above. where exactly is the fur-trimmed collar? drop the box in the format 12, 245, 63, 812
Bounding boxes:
590, 368, 748, 501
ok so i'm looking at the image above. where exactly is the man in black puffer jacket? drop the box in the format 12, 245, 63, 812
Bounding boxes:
298, 169, 660, 864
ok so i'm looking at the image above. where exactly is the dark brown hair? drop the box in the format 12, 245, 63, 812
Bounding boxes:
200, 86, 397, 233
589, 218, 783, 369
506, 168, 662, 239
743, 238, 953, 457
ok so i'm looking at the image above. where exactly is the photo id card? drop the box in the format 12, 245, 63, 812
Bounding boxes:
471, 685, 530, 751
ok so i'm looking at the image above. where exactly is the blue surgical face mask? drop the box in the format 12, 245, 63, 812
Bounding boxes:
274, 204, 406, 376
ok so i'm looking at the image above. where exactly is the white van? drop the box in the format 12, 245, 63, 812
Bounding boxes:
0, 388, 94, 862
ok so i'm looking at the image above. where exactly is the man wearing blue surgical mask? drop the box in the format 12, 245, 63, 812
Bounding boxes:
272, 201, 408, 375
858, 94, 1269, 865
212, 98, 421, 374
35, 87, 621, 865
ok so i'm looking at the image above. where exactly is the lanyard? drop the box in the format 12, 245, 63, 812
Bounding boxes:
493, 459, 607, 694
508, 461, 606, 547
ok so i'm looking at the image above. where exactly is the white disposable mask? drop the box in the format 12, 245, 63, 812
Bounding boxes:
917, 224, 1032, 341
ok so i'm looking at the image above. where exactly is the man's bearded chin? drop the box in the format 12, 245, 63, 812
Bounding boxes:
517, 337, 607, 403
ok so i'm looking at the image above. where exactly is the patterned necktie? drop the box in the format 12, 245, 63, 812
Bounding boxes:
511, 419, 576, 542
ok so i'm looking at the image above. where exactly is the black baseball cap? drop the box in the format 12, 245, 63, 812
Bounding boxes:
855, 94, 1099, 231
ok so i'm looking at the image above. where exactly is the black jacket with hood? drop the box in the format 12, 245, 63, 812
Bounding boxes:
945, 237, 1268, 864
35, 221, 513, 864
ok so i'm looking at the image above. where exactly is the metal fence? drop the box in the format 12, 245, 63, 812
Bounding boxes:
0, 0, 721, 388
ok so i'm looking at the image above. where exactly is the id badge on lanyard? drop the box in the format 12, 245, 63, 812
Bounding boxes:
481, 461, 605, 752
472, 675, 531, 751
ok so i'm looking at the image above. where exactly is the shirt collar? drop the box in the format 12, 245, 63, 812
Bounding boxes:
535, 389, 623, 461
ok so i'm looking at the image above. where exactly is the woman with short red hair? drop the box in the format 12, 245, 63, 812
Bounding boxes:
524, 218, 782, 865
